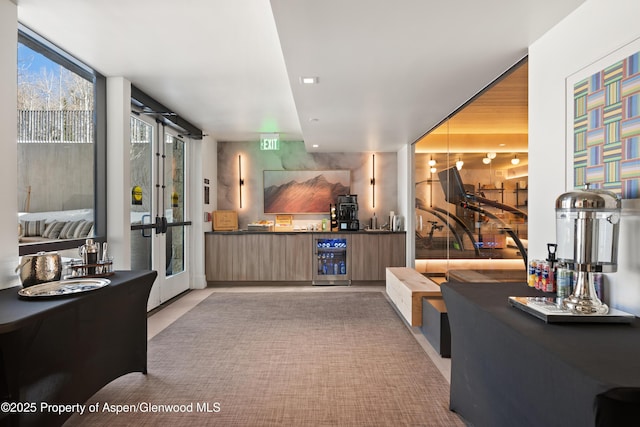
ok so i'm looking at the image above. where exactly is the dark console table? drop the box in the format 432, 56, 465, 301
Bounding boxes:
441, 280, 640, 427
0, 270, 156, 427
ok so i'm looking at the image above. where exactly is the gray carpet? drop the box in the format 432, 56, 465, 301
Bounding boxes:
65, 292, 464, 426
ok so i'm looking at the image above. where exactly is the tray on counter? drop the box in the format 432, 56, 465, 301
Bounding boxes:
508, 296, 635, 323
18, 278, 111, 298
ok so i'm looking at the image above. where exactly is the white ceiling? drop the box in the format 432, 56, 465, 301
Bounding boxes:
16, 0, 585, 152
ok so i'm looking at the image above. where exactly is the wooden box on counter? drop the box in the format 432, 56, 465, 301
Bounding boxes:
274, 214, 293, 232
213, 210, 238, 231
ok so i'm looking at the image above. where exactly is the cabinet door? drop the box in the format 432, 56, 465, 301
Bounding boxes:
232, 233, 247, 280
258, 234, 274, 280
281, 234, 312, 281
378, 233, 406, 278
231, 234, 275, 281
247, 233, 312, 281
205, 234, 234, 281
350, 234, 379, 281
269, 234, 286, 280
240, 234, 264, 280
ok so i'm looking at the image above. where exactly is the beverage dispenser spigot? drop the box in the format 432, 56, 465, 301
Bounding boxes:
555, 184, 621, 314
546, 243, 557, 268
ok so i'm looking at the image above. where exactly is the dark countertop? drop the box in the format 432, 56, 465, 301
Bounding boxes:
206, 230, 406, 235
0, 270, 155, 333
442, 280, 640, 427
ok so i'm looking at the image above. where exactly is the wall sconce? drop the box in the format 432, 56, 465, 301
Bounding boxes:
487, 152, 497, 160
428, 157, 437, 167
430, 166, 437, 173
456, 158, 464, 170
370, 154, 376, 208
511, 155, 520, 165
482, 156, 491, 164
238, 155, 244, 208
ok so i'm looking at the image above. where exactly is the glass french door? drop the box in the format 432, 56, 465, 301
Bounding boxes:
130, 115, 190, 310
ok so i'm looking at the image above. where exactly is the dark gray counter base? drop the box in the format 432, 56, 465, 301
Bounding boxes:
420, 297, 450, 357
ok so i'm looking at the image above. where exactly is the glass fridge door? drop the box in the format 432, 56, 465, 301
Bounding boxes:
313, 237, 350, 285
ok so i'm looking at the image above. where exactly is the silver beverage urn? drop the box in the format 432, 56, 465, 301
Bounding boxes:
555, 184, 621, 314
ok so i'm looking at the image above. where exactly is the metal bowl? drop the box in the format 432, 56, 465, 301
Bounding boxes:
16, 252, 62, 288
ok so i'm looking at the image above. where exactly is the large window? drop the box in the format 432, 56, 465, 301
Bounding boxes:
17, 26, 106, 256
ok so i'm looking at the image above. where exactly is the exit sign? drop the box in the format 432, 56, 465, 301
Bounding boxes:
260, 133, 280, 150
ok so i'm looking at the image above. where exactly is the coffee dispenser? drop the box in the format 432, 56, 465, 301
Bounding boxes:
337, 195, 359, 231
555, 185, 621, 314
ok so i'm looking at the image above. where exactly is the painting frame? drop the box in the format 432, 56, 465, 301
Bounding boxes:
565, 37, 640, 199
263, 170, 351, 214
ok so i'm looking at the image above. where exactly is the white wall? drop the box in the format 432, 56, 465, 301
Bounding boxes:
529, 0, 640, 314
190, 135, 216, 289
106, 77, 132, 270
202, 136, 217, 230
397, 143, 414, 266
0, 0, 19, 289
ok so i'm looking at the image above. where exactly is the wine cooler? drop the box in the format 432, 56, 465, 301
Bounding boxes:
313, 236, 351, 285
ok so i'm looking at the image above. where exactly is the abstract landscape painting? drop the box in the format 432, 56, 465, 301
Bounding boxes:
263, 170, 350, 213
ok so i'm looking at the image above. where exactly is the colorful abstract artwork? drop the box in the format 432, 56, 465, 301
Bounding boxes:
572, 49, 640, 198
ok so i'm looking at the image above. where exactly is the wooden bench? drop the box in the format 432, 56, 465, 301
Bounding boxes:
386, 267, 441, 326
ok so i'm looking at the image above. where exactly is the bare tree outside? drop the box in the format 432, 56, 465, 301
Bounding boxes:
18, 48, 93, 111
17, 41, 95, 222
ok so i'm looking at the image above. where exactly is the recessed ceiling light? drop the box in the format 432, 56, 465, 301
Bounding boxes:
309, 118, 319, 122
312, 144, 319, 148
300, 76, 319, 84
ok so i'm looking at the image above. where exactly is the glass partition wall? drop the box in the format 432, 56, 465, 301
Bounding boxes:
414, 60, 528, 281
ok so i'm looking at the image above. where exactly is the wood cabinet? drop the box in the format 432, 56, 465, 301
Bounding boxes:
205, 232, 312, 282
205, 232, 404, 283
282, 233, 313, 280
350, 232, 406, 281
267, 233, 312, 281
350, 234, 379, 281
378, 232, 407, 277
205, 233, 234, 281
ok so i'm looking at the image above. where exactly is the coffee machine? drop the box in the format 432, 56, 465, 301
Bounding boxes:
336, 195, 359, 231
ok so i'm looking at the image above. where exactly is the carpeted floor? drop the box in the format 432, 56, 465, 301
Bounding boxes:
65, 292, 464, 426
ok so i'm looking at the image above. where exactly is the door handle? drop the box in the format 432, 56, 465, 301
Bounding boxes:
142, 214, 152, 238
156, 216, 169, 234
155, 216, 168, 234
155, 216, 162, 234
